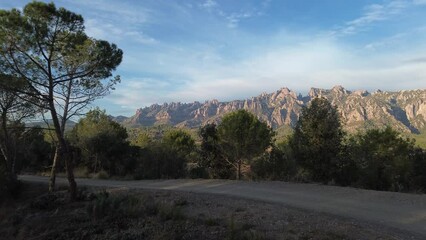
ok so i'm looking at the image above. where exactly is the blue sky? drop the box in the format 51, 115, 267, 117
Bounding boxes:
1, 0, 426, 116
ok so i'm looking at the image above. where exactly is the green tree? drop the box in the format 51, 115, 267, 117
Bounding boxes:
0, 2, 123, 199
348, 127, 416, 191
162, 129, 195, 158
160, 129, 195, 178
0, 74, 39, 191
69, 109, 130, 176
410, 147, 426, 192
251, 139, 296, 181
199, 123, 233, 178
217, 110, 274, 180
134, 129, 195, 179
19, 127, 52, 173
290, 97, 344, 183
128, 128, 152, 149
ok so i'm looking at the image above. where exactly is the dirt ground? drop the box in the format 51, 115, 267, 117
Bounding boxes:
0, 183, 422, 240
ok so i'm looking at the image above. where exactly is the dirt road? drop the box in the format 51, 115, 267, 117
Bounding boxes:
19, 175, 426, 237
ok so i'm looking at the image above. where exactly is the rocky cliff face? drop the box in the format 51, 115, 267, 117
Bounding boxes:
120, 86, 426, 133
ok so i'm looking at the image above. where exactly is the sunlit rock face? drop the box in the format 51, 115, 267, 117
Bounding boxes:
119, 86, 426, 133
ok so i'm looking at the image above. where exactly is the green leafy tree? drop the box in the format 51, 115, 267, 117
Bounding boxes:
0, 2, 123, 198
0, 74, 39, 191
348, 127, 416, 191
162, 129, 195, 158
128, 128, 152, 149
19, 127, 52, 173
217, 110, 274, 180
251, 139, 296, 180
161, 129, 195, 178
410, 147, 426, 192
290, 97, 344, 183
199, 123, 233, 178
69, 109, 130, 176
134, 129, 195, 179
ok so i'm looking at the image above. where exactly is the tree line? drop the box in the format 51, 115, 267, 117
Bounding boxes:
4, 99, 426, 198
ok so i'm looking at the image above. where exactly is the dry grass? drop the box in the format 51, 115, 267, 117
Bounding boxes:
0, 182, 420, 240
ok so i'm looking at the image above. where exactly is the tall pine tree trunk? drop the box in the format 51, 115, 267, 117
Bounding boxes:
49, 139, 77, 200
48, 99, 77, 200
0, 112, 18, 191
236, 160, 241, 180
48, 147, 59, 192
64, 146, 77, 200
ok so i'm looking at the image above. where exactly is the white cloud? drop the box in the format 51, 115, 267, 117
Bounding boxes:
199, 0, 270, 28
126, 31, 157, 44
364, 33, 406, 51
226, 12, 254, 28
330, 0, 409, 36
200, 0, 217, 10
85, 19, 156, 44
72, 0, 150, 24
413, 0, 426, 5
105, 78, 176, 109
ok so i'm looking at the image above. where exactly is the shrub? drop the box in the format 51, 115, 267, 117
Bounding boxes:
74, 167, 90, 178
134, 142, 188, 179
0, 165, 8, 202
86, 191, 158, 221
410, 148, 426, 192
187, 163, 209, 179
251, 144, 296, 181
159, 204, 185, 221
347, 127, 416, 191
92, 170, 109, 180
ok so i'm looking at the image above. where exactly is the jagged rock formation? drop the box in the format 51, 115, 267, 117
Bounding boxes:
119, 86, 426, 133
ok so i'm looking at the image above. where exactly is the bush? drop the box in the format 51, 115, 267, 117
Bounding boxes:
133, 141, 189, 179
251, 145, 296, 181
92, 170, 109, 180
86, 191, 158, 221
333, 145, 358, 186
158, 204, 185, 221
0, 165, 8, 202
74, 167, 90, 178
410, 148, 426, 192
347, 127, 417, 191
187, 163, 209, 179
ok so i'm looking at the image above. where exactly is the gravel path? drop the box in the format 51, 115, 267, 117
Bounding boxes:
19, 175, 426, 237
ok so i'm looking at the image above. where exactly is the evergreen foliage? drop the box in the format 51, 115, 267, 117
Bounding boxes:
217, 110, 275, 179
251, 140, 296, 181
290, 97, 344, 182
347, 127, 420, 191
0, 1, 123, 199
69, 108, 131, 176
134, 129, 196, 179
199, 123, 233, 178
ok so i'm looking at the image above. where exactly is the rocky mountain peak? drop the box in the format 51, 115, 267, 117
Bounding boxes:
353, 90, 370, 97
308, 87, 327, 98
122, 86, 426, 133
331, 85, 350, 94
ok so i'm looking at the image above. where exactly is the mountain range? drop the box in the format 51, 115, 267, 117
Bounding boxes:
115, 86, 426, 134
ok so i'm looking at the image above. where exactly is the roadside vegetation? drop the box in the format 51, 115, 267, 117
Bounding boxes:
0, 182, 415, 240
